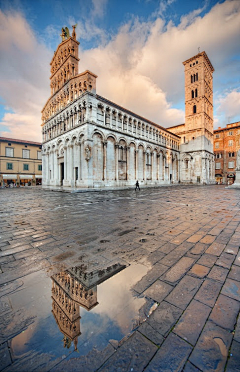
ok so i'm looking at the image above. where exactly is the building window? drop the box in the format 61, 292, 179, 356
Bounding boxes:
195, 88, 198, 97
7, 162, 13, 170
228, 152, 235, 157
192, 90, 194, 99
193, 105, 197, 114
22, 149, 30, 158
216, 153, 222, 158
228, 131, 233, 136
215, 134, 219, 138
215, 163, 221, 169
215, 142, 219, 148
37, 151, 42, 160
228, 140, 233, 147
5, 147, 14, 157
23, 164, 29, 171
38, 165, 42, 171
228, 161, 234, 169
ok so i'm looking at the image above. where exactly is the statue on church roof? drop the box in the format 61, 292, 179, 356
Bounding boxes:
72, 24, 77, 39
61, 27, 70, 41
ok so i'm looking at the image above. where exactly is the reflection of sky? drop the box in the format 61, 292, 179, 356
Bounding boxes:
10, 263, 148, 364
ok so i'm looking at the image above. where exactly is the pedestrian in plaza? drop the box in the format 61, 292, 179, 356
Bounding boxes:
135, 180, 140, 191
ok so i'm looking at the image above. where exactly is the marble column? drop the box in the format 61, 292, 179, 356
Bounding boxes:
115, 145, 119, 181
103, 141, 107, 181
135, 150, 138, 181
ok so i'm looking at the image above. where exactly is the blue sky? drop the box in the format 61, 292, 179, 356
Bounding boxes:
0, 0, 239, 141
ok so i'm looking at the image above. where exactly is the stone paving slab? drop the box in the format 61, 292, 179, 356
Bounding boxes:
98, 331, 158, 372
161, 256, 195, 284
148, 301, 183, 336
209, 294, 240, 331
189, 321, 233, 372
194, 278, 223, 307
173, 299, 211, 346
225, 340, 240, 372
221, 278, 240, 301
145, 333, 192, 372
165, 275, 202, 310
0, 186, 240, 372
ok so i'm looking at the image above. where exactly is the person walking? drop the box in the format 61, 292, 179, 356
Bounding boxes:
135, 180, 140, 191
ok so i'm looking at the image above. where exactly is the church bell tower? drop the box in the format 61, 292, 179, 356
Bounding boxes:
168, 51, 215, 184
183, 51, 214, 152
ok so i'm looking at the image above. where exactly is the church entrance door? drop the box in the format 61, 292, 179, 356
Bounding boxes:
60, 163, 64, 186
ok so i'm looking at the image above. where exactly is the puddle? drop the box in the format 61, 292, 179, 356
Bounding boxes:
7, 261, 151, 369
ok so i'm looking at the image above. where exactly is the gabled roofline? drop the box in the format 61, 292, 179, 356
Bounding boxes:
42, 70, 98, 114
167, 123, 185, 129
96, 94, 181, 139
50, 36, 80, 66
0, 137, 41, 146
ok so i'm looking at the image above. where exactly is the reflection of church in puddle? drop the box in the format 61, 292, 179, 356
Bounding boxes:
51, 263, 125, 350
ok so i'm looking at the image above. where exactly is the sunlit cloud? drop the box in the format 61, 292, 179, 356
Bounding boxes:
0, 0, 240, 142
216, 90, 240, 125
0, 10, 51, 141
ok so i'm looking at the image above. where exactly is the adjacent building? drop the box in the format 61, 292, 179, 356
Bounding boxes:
41, 26, 215, 189
0, 137, 42, 186
214, 121, 240, 185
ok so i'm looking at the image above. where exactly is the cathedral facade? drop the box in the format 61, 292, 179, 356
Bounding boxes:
41, 26, 215, 189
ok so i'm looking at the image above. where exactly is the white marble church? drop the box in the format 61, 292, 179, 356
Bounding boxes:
41, 26, 215, 189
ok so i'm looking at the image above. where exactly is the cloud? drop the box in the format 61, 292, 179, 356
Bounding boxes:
78, 0, 240, 127
91, 0, 108, 19
216, 90, 240, 125
0, 10, 51, 141
0, 0, 240, 142
0, 112, 41, 142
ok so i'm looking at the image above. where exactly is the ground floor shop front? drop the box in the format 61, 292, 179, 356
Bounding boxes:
0, 174, 42, 187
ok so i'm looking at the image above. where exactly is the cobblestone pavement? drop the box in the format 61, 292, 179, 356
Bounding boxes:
0, 185, 240, 372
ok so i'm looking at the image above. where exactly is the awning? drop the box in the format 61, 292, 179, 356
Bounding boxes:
215, 174, 222, 177
35, 175, 42, 179
227, 174, 235, 178
2, 174, 17, 179
19, 175, 33, 179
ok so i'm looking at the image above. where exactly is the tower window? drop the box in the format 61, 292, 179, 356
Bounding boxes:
196, 73, 198, 81
193, 105, 197, 114
195, 88, 198, 97
196, 61, 198, 64
191, 75, 193, 83
192, 90, 194, 99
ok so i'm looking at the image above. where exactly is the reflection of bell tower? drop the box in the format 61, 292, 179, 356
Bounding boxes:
51, 262, 125, 350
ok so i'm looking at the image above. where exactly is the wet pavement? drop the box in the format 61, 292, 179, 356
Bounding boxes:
0, 185, 240, 372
